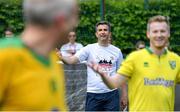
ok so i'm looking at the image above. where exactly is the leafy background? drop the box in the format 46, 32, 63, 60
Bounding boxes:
0, 0, 179, 55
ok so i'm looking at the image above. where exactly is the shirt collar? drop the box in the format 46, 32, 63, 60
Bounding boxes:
145, 47, 167, 55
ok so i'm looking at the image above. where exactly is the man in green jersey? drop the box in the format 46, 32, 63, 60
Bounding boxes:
0, 0, 78, 111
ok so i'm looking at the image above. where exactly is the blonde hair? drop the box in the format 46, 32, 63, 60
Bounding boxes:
147, 15, 170, 32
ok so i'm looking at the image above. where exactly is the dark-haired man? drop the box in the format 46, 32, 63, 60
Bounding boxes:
62, 21, 127, 111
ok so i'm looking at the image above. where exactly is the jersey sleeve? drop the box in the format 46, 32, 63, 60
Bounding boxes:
75, 43, 83, 53
74, 45, 89, 63
117, 53, 135, 78
77, 43, 83, 49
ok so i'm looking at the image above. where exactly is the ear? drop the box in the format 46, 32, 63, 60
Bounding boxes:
146, 31, 150, 40
95, 32, 98, 39
109, 32, 112, 37
54, 15, 65, 28
167, 31, 170, 39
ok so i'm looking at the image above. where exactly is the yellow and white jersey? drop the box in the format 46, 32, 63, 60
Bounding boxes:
118, 47, 180, 111
0, 37, 67, 111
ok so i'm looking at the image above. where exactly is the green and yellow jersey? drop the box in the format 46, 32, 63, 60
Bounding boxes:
117, 47, 180, 111
0, 37, 67, 111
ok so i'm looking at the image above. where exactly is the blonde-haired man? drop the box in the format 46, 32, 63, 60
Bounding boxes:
89, 15, 180, 111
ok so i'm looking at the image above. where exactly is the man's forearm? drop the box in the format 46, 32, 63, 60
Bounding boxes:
100, 73, 118, 89
101, 73, 128, 89
121, 82, 128, 97
62, 56, 78, 64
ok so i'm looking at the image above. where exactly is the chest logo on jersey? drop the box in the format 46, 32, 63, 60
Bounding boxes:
169, 60, 176, 70
50, 79, 58, 92
144, 62, 149, 67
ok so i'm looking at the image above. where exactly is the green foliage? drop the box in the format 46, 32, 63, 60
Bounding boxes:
77, 0, 180, 54
0, 0, 23, 36
0, 0, 179, 54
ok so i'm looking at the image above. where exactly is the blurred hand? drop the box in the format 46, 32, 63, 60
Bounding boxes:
55, 48, 62, 59
87, 61, 105, 76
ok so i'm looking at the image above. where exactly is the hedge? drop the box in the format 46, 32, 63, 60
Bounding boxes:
0, 0, 179, 54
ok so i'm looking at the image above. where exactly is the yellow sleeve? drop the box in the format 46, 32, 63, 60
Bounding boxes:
0, 51, 13, 103
176, 56, 180, 84
117, 53, 135, 78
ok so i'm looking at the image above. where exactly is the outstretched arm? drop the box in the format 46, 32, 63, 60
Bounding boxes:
62, 55, 79, 64
88, 62, 128, 89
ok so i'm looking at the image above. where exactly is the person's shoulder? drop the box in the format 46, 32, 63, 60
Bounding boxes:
0, 37, 23, 49
85, 43, 97, 48
0, 37, 24, 61
60, 43, 69, 49
79, 43, 97, 52
75, 42, 83, 48
109, 44, 121, 51
167, 50, 180, 59
127, 49, 146, 58
76, 42, 83, 46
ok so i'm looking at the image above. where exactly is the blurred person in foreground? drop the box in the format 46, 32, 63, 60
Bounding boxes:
88, 15, 180, 111
60, 30, 83, 57
0, 0, 78, 111
62, 21, 127, 111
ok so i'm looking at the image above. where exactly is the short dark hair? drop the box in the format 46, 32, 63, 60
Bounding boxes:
95, 21, 111, 32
